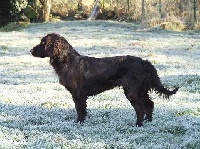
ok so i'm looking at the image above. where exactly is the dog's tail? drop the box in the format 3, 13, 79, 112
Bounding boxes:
154, 84, 179, 98
144, 61, 179, 98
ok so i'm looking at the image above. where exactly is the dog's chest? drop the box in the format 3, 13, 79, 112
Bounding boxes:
59, 70, 80, 91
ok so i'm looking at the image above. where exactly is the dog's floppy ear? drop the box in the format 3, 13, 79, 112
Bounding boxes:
44, 35, 55, 57
53, 37, 69, 56
44, 34, 70, 57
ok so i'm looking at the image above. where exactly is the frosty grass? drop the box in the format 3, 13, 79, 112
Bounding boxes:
0, 20, 200, 148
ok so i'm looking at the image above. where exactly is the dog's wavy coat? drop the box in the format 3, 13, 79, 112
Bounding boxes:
31, 33, 178, 126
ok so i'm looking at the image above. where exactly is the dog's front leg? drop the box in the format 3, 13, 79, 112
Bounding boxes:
72, 92, 87, 123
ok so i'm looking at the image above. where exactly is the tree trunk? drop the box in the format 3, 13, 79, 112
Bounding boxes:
141, 0, 145, 21
193, 0, 196, 23
35, 0, 39, 12
88, 0, 101, 21
43, 0, 51, 22
158, 0, 162, 18
78, 0, 82, 11
35, 0, 39, 21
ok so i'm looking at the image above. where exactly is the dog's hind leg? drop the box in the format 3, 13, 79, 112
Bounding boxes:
124, 88, 145, 127
141, 93, 154, 122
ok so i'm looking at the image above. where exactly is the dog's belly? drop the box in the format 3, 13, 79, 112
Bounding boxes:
82, 79, 120, 96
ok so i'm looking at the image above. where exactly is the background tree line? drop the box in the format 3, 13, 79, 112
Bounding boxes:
0, 0, 51, 27
0, 0, 199, 30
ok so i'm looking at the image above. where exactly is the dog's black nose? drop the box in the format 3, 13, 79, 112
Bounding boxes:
30, 49, 33, 53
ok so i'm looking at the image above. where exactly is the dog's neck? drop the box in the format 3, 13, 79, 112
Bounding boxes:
50, 47, 80, 76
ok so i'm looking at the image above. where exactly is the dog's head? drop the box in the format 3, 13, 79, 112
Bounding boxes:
30, 33, 69, 58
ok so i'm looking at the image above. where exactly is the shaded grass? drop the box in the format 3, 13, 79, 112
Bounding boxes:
160, 125, 187, 136
0, 22, 31, 32
186, 141, 200, 149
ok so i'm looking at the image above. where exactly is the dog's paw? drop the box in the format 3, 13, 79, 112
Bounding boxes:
144, 117, 152, 123
136, 122, 143, 127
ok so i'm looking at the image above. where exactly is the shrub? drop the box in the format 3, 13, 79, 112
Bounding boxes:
0, 0, 28, 27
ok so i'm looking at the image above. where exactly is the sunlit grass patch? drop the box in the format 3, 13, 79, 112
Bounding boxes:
176, 109, 200, 117
40, 101, 71, 109
0, 126, 26, 148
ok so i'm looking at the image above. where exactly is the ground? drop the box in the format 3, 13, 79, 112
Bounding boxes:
0, 20, 200, 148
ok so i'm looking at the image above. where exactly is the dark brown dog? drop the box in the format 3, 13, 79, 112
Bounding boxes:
31, 33, 178, 126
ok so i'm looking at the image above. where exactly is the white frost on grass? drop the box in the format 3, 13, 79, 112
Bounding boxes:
0, 20, 200, 148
